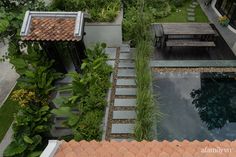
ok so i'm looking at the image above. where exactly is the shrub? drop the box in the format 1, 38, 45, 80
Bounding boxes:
52, 43, 112, 141
170, 0, 186, 7
51, 0, 120, 22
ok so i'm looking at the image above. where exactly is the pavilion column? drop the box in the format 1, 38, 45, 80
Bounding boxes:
67, 42, 81, 73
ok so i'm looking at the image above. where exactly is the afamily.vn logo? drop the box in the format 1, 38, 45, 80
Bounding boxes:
201, 147, 233, 154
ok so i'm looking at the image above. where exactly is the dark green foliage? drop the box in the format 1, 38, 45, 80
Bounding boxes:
170, 0, 186, 7
74, 110, 103, 141
4, 105, 51, 157
51, 0, 120, 22
52, 43, 112, 141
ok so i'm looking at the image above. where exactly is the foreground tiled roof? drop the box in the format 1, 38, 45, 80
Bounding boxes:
20, 11, 85, 41
54, 140, 236, 157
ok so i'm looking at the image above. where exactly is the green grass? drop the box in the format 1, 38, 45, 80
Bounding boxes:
156, 0, 209, 23
0, 85, 19, 142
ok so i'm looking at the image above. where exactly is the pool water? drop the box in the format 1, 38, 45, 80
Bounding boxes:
153, 72, 236, 141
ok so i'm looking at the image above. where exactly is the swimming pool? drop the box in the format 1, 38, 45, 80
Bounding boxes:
153, 72, 236, 141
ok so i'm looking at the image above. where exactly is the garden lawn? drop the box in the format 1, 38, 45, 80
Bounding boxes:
156, 0, 209, 23
0, 86, 18, 142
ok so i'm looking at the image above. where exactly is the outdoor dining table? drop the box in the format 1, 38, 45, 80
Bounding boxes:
161, 23, 216, 47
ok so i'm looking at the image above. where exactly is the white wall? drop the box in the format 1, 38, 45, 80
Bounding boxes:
84, 24, 122, 47
84, 8, 123, 47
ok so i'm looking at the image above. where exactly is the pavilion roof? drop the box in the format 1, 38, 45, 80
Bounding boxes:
20, 11, 86, 41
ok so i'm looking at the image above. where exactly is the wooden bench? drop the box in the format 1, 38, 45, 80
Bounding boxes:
166, 40, 216, 47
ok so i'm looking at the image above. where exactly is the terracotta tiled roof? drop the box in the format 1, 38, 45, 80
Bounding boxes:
20, 11, 85, 41
22, 17, 80, 41
54, 140, 236, 157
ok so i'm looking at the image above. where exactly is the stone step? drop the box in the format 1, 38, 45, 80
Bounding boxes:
116, 79, 136, 86
113, 111, 136, 120
51, 127, 72, 137
115, 88, 136, 96
106, 60, 115, 68
189, 4, 197, 8
114, 98, 136, 107
192, 2, 198, 6
187, 8, 195, 12
111, 124, 134, 134
120, 44, 130, 53
187, 12, 195, 16
119, 53, 134, 60
117, 69, 136, 77
187, 16, 196, 22
105, 48, 116, 59
118, 60, 135, 68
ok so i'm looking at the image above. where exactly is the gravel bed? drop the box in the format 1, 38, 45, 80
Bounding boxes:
152, 67, 236, 73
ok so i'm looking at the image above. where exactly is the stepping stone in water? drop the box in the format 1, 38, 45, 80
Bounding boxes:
187, 8, 194, 12
187, 12, 195, 16
114, 98, 136, 107
187, 16, 196, 22
115, 88, 136, 96
113, 111, 136, 119
117, 78, 136, 86
111, 124, 134, 134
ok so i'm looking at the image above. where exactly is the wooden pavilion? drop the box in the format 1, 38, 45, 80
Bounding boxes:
20, 11, 87, 73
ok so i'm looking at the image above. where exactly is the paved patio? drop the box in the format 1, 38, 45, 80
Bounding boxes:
0, 41, 19, 107
198, 0, 236, 55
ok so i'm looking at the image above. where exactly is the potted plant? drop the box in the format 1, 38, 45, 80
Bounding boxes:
218, 15, 230, 27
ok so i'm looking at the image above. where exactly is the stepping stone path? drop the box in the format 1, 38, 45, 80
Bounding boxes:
187, 1, 198, 22
106, 44, 137, 141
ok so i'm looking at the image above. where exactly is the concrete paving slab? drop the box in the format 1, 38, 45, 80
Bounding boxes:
113, 111, 136, 119
120, 45, 130, 52
116, 88, 136, 96
105, 48, 116, 59
117, 69, 135, 77
187, 16, 196, 22
0, 41, 19, 107
187, 12, 195, 16
187, 8, 194, 12
111, 124, 134, 134
119, 53, 134, 60
114, 98, 136, 107
0, 124, 13, 156
117, 79, 136, 86
107, 60, 115, 68
118, 60, 135, 68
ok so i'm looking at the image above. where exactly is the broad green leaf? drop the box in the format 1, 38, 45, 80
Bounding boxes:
23, 135, 33, 144
52, 97, 66, 106
39, 106, 49, 112
51, 107, 72, 116
27, 151, 42, 157
68, 115, 80, 126
3, 141, 27, 156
